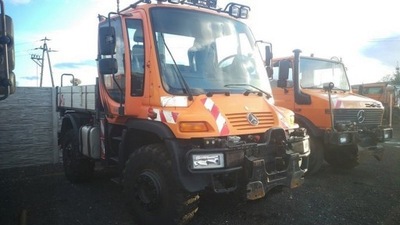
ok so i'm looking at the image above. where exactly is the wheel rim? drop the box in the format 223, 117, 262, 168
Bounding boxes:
134, 170, 162, 211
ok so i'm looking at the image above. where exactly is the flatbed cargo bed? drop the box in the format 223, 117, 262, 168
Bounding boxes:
56, 85, 97, 112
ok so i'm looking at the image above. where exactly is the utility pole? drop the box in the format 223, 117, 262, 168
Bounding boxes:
30, 37, 56, 87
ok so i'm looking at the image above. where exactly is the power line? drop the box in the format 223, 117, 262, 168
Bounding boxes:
30, 37, 57, 87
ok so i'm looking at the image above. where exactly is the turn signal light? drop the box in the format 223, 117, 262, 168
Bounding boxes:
179, 122, 208, 132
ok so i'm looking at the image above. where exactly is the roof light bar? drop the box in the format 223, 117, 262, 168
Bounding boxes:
225, 3, 250, 19
158, 0, 180, 3
186, 0, 217, 8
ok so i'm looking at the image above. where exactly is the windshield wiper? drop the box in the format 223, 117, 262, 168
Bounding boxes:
303, 85, 322, 89
224, 84, 272, 99
243, 90, 263, 96
160, 33, 193, 101
206, 91, 230, 97
332, 87, 348, 93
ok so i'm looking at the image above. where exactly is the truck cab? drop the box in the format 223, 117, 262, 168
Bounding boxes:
271, 50, 392, 174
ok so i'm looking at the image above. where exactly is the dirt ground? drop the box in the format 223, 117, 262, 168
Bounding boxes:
1, 129, 400, 225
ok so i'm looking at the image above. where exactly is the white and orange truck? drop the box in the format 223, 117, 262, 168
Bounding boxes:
56, 1, 310, 224
0, 0, 15, 101
271, 50, 392, 174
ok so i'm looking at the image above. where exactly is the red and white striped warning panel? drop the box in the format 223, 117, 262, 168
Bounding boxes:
150, 108, 179, 124
201, 98, 230, 136
332, 98, 344, 108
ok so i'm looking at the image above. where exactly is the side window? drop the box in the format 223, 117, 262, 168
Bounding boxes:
364, 87, 383, 94
127, 19, 145, 96
101, 18, 125, 103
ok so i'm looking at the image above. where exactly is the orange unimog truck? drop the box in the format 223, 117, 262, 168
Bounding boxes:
271, 49, 392, 174
56, 1, 310, 225
353, 82, 399, 123
0, 0, 16, 101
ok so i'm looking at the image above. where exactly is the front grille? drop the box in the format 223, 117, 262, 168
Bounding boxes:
225, 112, 275, 131
333, 108, 383, 127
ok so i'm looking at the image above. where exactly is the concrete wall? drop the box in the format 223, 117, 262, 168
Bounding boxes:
0, 87, 59, 169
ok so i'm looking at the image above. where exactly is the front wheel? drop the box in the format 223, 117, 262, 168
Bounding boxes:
306, 137, 324, 175
61, 130, 94, 183
123, 144, 199, 225
324, 144, 359, 169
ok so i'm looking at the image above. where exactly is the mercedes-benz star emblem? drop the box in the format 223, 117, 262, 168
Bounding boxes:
247, 113, 259, 126
357, 110, 366, 123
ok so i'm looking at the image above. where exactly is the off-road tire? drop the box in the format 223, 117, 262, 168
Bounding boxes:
123, 144, 199, 225
61, 130, 94, 183
324, 144, 359, 169
306, 137, 324, 175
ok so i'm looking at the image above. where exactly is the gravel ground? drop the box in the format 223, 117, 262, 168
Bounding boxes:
1, 130, 400, 225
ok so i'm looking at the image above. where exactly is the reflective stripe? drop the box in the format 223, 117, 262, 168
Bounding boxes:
201, 98, 229, 135
150, 108, 178, 124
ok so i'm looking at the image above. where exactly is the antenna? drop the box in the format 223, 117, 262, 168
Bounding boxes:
117, 0, 120, 13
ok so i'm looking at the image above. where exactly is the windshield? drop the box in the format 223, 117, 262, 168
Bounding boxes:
300, 58, 350, 91
150, 7, 271, 96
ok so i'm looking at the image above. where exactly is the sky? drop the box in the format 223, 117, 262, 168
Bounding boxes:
6, 0, 400, 87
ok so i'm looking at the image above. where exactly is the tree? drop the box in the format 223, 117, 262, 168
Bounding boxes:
70, 78, 81, 86
380, 65, 400, 85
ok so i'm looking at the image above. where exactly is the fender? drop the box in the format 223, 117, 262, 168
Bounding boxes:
126, 118, 175, 139
60, 112, 92, 137
125, 118, 203, 191
295, 114, 323, 138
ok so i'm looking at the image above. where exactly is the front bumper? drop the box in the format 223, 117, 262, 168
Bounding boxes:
324, 130, 358, 146
186, 128, 310, 200
357, 127, 392, 161
376, 127, 393, 142
323, 127, 393, 161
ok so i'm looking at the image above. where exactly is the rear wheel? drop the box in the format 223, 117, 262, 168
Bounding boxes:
324, 144, 359, 169
306, 137, 324, 175
123, 144, 199, 225
61, 130, 94, 183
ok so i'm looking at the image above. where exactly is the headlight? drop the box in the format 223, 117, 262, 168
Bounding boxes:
191, 153, 224, 169
338, 133, 350, 144
382, 129, 393, 140
291, 139, 310, 154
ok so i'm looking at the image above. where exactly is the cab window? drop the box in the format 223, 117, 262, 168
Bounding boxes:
127, 19, 145, 96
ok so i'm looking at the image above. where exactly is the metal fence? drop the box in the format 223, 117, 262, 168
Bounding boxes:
0, 87, 59, 169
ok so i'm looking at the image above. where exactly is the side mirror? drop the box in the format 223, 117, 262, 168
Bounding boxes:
0, 14, 15, 98
323, 82, 334, 91
98, 26, 116, 55
265, 45, 273, 67
0, 15, 14, 72
99, 58, 118, 75
277, 60, 290, 88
